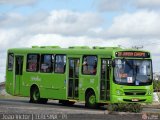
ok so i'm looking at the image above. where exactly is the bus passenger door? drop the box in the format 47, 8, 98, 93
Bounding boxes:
68, 58, 80, 99
100, 59, 111, 101
14, 56, 23, 95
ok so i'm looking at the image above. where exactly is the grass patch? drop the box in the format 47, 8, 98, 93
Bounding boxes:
107, 103, 142, 113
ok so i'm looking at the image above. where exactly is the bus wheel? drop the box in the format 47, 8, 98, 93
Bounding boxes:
30, 86, 41, 103
85, 91, 97, 109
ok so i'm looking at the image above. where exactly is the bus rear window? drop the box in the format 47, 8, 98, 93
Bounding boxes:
8, 53, 14, 71
26, 54, 39, 72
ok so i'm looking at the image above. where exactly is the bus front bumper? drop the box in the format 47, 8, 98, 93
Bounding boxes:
111, 95, 153, 103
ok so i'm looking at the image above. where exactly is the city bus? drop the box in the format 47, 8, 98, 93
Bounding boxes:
5, 46, 153, 108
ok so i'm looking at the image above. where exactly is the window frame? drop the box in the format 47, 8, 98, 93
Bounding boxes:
82, 55, 98, 75
54, 54, 66, 74
8, 53, 14, 71
26, 54, 40, 72
40, 54, 54, 73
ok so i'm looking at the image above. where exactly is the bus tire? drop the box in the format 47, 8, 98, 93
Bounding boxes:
85, 91, 97, 109
30, 86, 41, 103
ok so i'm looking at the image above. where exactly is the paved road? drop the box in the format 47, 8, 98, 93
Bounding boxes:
0, 99, 159, 120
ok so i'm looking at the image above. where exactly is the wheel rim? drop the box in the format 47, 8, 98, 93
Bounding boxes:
89, 95, 96, 105
33, 89, 39, 101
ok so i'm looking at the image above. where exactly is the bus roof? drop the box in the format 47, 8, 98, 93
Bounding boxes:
7, 46, 151, 57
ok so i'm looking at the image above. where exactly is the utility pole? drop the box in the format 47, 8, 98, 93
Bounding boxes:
118, 45, 121, 48
132, 45, 143, 50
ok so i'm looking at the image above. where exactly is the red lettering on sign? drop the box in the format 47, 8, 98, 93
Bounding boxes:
116, 51, 148, 57
122, 52, 134, 56
134, 52, 145, 57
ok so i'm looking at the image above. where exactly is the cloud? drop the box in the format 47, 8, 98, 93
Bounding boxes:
28, 10, 103, 36
106, 10, 160, 38
0, 10, 104, 54
23, 34, 131, 48
96, 0, 160, 12
0, 13, 24, 28
96, 0, 128, 12
5, 9, 160, 41
0, 10, 103, 37
0, 29, 24, 50
0, 0, 38, 6
135, 0, 160, 9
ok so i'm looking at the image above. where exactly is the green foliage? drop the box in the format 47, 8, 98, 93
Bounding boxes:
153, 80, 160, 101
107, 103, 142, 113
153, 80, 160, 92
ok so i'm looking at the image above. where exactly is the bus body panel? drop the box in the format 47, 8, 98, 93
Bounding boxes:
6, 71, 14, 95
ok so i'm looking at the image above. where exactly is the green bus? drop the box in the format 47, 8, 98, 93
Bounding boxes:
5, 46, 153, 108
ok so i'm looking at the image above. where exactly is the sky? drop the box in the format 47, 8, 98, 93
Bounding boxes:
0, 0, 160, 82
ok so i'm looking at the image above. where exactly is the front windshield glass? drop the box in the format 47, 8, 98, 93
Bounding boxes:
114, 59, 152, 85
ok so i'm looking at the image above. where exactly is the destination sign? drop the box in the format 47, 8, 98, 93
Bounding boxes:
115, 51, 150, 58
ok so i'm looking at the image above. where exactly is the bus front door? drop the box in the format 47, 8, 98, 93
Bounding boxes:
100, 59, 111, 101
68, 58, 79, 99
14, 56, 23, 95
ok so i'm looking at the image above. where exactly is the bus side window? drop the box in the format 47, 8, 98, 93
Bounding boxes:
82, 55, 97, 75
26, 54, 39, 72
54, 55, 66, 73
40, 54, 53, 73
8, 53, 14, 71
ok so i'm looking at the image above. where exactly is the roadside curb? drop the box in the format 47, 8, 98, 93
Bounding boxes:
107, 111, 141, 115
107, 111, 160, 115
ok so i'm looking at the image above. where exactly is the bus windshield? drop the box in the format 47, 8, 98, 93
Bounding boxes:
114, 59, 152, 86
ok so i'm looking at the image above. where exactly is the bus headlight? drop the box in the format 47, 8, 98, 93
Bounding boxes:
116, 90, 123, 95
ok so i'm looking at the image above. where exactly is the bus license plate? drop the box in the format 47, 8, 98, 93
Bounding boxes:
132, 98, 139, 102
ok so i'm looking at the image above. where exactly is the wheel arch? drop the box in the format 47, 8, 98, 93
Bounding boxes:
30, 84, 40, 96
85, 87, 99, 108
85, 88, 96, 99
